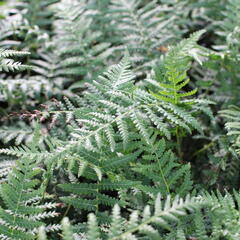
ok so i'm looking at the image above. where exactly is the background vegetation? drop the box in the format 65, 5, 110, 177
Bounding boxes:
0, 0, 240, 239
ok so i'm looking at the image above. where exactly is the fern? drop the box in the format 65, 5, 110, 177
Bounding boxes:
149, 30, 208, 104
0, 0, 66, 156
220, 106, 240, 154
58, 137, 139, 210
133, 136, 193, 198
204, 190, 240, 239
0, 156, 59, 239
204, 0, 240, 103
57, 145, 141, 219
1, 1, 240, 240
213, 0, 240, 51
73, 42, 210, 152
109, 0, 182, 75
0, 49, 31, 72
53, 0, 113, 85
0, 121, 48, 145
38, 217, 77, 240
38, 194, 203, 239
59, 179, 139, 212
15, 0, 59, 31
177, 190, 240, 240
0, 35, 213, 164
0, 158, 15, 184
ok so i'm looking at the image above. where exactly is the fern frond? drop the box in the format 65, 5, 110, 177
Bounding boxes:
59, 179, 140, 211
133, 137, 192, 198
37, 194, 203, 240
103, 194, 202, 239
54, 1, 113, 84
0, 159, 15, 184
0, 49, 31, 72
61, 218, 74, 240
150, 30, 207, 105
0, 156, 59, 239
0, 125, 34, 145
0, 49, 30, 58
0, 48, 212, 162
220, 105, 240, 154
109, 0, 181, 74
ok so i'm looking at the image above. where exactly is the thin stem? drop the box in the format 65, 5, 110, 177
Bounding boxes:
156, 153, 170, 194
63, 204, 71, 219
189, 141, 215, 160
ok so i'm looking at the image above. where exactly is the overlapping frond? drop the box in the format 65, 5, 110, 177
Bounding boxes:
0, 157, 59, 239
133, 137, 193, 198
53, 1, 113, 85
37, 194, 203, 240
149, 30, 209, 105
0, 36, 213, 162
109, 0, 181, 74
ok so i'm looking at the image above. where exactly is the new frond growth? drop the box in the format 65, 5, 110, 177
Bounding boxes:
150, 30, 207, 105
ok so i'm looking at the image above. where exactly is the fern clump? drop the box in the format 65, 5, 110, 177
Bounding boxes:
4, 34, 210, 163
109, 0, 182, 75
1, 1, 240, 239
53, 0, 113, 86
0, 157, 59, 239
38, 194, 204, 240
170, 191, 240, 239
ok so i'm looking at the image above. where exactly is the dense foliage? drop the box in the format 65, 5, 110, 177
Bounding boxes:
0, 0, 240, 239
